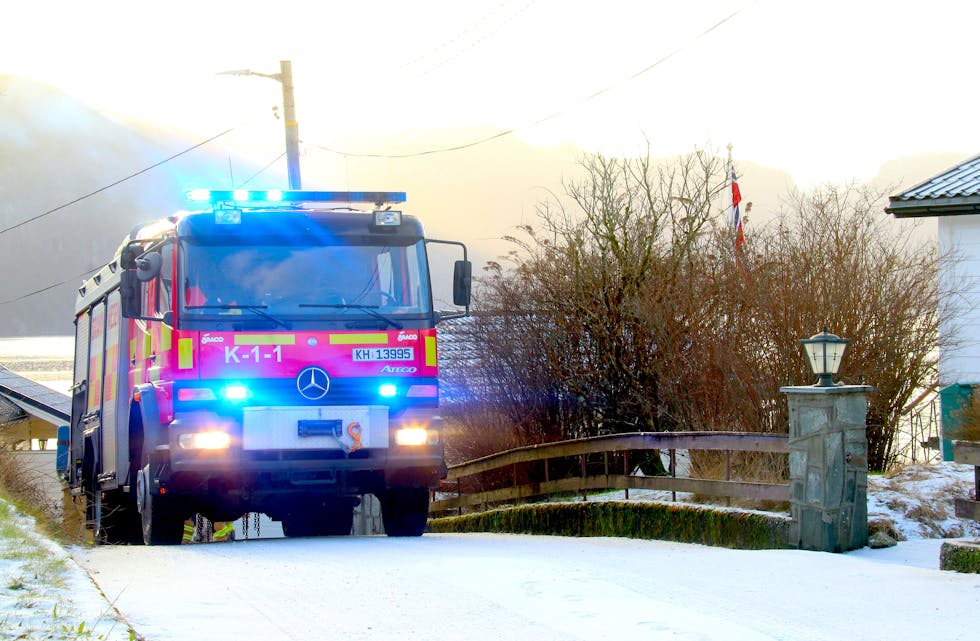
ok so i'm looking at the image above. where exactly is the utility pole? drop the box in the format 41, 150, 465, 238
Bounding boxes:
218, 60, 302, 189
278, 61, 301, 190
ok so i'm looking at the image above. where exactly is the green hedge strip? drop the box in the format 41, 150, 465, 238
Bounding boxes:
940, 541, 980, 573
429, 501, 791, 549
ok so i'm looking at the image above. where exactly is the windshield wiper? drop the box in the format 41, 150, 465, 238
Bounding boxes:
299, 303, 402, 329
186, 304, 290, 329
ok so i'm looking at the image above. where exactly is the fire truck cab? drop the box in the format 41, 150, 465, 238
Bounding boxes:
60, 189, 471, 544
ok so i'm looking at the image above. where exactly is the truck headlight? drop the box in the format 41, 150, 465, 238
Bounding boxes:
179, 431, 232, 450
395, 427, 439, 446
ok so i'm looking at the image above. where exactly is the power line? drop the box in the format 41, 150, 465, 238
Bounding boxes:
0, 267, 100, 306
397, 1, 514, 72
0, 127, 236, 237
309, 130, 515, 159
0, 150, 285, 308
0, 127, 239, 306
308, 4, 749, 160
407, 0, 540, 77
236, 152, 287, 187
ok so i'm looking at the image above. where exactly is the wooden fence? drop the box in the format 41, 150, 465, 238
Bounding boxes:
431, 431, 790, 515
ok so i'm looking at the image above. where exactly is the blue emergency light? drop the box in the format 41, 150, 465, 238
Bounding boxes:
185, 189, 407, 206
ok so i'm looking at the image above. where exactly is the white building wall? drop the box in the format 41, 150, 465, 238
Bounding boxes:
938, 214, 980, 385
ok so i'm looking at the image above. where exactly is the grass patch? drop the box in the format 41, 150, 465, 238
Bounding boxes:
430, 500, 791, 549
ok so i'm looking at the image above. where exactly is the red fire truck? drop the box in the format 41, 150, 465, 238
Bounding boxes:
58, 189, 471, 544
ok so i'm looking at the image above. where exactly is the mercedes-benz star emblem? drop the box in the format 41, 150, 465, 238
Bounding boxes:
296, 366, 330, 400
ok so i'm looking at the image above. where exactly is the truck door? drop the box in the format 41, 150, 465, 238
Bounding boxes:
70, 311, 91, 487
100, 292, 127, 488
85, 301, 107, 484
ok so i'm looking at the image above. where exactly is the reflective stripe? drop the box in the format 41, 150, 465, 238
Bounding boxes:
213, 523, 235, 541
425, 335, 437, 367
235, 334, 296, 346
161, 324, 172, 351
178, 338, 194, 370
329, 333, 388, 345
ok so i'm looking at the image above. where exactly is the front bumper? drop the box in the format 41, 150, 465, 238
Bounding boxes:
160, 407, 446, 494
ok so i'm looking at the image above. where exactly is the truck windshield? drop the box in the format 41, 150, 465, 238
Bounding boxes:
178, 239, 432, 322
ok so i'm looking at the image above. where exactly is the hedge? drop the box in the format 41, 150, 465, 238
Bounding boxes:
940, 541, 980, 573
429, 501, 791, 549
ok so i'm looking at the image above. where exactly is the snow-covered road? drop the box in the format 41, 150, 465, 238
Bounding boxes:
72, 533, 979, 641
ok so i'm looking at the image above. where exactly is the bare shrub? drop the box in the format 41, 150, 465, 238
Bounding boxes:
0, 447, 68, 541
444, 149, 943, 476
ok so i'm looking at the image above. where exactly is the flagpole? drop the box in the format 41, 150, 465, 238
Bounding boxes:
728, 144, 749, 282
727, 143, 734, 226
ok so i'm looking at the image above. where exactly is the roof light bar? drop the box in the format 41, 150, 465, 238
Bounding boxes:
184, 189, 407, 205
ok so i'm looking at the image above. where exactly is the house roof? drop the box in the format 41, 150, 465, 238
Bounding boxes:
0, 365, 69, 426
886, 153, 980, 218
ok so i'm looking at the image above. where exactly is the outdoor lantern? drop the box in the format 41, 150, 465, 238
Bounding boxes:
800, 327, 850, 387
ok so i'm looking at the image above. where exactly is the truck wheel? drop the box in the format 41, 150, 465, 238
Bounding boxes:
95, 489, 143, 545
381, 488, 430, 537
136, 464, 184, 545
322, 502, 355, 536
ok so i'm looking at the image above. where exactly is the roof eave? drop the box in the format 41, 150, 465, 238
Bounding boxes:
886, 195, 980, 218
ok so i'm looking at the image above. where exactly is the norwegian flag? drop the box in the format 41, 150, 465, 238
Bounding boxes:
730, 164, 744, 250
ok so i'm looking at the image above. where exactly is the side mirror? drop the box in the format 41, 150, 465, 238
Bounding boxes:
120, 244, 140, 270
136, 252, 163, 282
453, 260, 472, 307
120, 270, 140, 318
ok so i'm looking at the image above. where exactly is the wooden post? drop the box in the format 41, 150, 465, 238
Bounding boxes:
624, 451, 630, 500
670, 449, 676, 502
580, 454, 587, 501
725, 450, 732, 507
511, 462, 520, 506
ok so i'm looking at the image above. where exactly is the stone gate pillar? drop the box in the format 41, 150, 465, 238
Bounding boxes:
781, 384, 873, 552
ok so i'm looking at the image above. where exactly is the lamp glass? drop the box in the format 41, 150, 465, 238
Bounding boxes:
800, 328, 849, 386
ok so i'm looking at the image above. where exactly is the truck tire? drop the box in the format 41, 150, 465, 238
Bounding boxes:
137, 463, 184, 545
381, 488, 430, 537
95, 489, 143, 545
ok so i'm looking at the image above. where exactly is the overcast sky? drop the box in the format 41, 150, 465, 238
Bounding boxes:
3, 0, 978, 187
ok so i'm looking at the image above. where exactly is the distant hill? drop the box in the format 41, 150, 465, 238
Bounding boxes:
0, 75, 970, 337
0, 76, 261, 336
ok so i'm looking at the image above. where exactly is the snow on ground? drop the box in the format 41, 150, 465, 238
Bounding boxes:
71, 532, 980, 641
0, 462, 977, 640
867, 462, 980, 539
0, 502, 132, 640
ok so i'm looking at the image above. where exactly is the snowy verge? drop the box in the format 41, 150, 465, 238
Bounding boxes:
0, 499, 133, 641
867, 461, 980, 540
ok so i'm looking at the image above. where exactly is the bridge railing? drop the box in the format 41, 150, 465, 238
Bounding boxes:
431, 431, 790, 515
